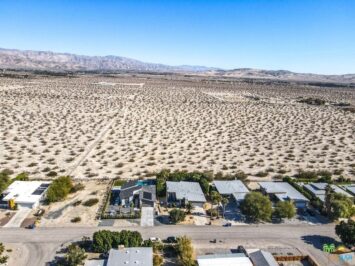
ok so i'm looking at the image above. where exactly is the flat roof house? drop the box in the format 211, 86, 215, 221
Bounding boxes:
85, 247, 153, 266
197, 253, 253, 266
303, 183, 353, 203
341, 184, 355, 197
248, 249, 279, 266
111, 180, 156, 208
213, 180, 249, 203
166, 181, 206, 207
258, 182, 309, 210
0, 181, 51, 209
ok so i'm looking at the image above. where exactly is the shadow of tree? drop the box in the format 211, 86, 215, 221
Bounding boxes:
301, 235, 342, 251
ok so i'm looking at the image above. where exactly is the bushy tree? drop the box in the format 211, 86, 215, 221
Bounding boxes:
92, 230, 143, 253
240, 192, 272, 222
325, 186, 355, 220
64, 244, 87, 266
335, 220, 355, 247
92, 230, 113, 253
176, 236, 195, 266
169, 209, 186, 224
274, 201, 296, 219
0, 171, 11, 192
46, 176, 73, 202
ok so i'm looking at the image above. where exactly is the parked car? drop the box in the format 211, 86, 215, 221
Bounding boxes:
166, 236, 177, 243
149, 237, 161, 242
223, 222, 232, 227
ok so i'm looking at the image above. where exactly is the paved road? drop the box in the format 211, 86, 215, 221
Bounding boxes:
0, 224, 340, 266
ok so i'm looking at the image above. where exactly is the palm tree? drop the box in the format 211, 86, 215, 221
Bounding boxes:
221, 197, 229, 218
211, 191, 222, 218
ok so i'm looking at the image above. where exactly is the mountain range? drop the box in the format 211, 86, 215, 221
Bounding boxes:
1, 48, 354, 83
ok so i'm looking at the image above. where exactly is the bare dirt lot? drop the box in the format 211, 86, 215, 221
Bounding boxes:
39, 180, 109, 227
0, 73, 354, 180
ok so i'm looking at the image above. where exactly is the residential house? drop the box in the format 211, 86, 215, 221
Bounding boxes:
213, 180, 249, 203
258, 182, 309, 210
0, 181, 51, 209
85, 247, 153, 266
111, 180, 156, 209
166, 181, 206, 207
303, 183, 353, 203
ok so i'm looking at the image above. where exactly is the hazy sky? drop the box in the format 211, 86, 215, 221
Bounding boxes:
0, 0, 354, 74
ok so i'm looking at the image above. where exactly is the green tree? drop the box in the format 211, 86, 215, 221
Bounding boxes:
64, 244, 87, 266
240, 192, 272, 222
0, 171, 10, 193
92, 230, 143, 253
176, 236, 195, 266
14, 172, 29, 181
325, 185, 355, 220
92, 230, 113, 253
335, 220, 355, 247
169, 209, 186, 224
274, 201, 296, 219
46, 176, 73, 203
211, 191, 222, 218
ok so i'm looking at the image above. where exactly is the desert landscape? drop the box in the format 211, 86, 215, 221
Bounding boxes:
0, 72, 354, 181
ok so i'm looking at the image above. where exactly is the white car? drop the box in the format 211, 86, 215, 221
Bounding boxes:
149, 237, 161, 242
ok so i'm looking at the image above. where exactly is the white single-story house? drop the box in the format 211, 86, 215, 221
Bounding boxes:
303, 183, 353, 203
213, 180, 249, 203
0, 181, 51, 209
166, 181, 206, 207
85, 247, 153, 266
197, 253, 253, 266
258, 182, 309, 210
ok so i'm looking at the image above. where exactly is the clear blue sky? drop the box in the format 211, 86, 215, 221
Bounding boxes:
0, 0, 354, 74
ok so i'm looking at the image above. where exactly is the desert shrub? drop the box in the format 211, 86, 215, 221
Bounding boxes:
72, 200, 82, 206
255, 171, 268, 177
169, 209, 186, 224
71, 217, 81, 223
82, 198, 99, 207
46, 171, 58, 177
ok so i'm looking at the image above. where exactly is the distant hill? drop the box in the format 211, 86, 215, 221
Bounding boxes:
0, 48, 214, 73
203, 68, 355, 84
0, 48, 354, 83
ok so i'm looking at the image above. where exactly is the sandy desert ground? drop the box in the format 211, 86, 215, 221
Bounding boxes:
0, 72, 354, 180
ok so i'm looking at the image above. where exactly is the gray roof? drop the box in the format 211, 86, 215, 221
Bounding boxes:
259, 182, 309, 202
248, 250, 278, 266
232, 192, 248, 201
166, 181, 206, 203
107, 248, 153, 266
304, 183, 353, 202
343, 184, 355, 196
197, 253, 252, 266
213, 180, 249, 195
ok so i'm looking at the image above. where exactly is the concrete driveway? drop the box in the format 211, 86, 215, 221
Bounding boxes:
3, 208, 31, 228
192, 206, 207, 226
141, 207, 154, 227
